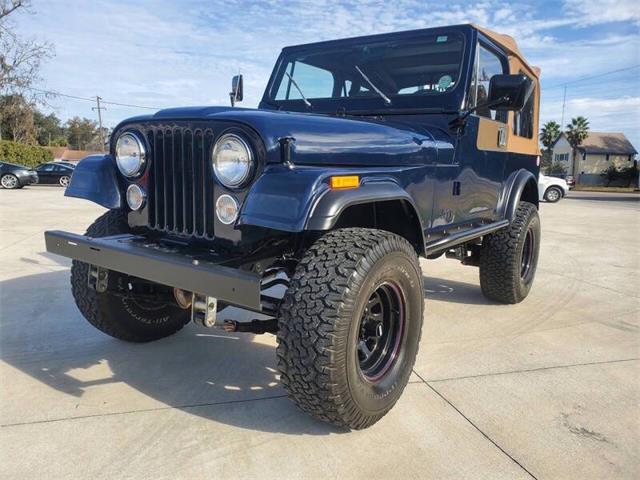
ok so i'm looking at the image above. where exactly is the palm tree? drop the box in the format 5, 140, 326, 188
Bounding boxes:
565, 116, 590, 176
539, 121, 561, 172
540, 121, 561, 149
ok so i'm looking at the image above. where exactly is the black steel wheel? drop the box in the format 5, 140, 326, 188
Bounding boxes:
70, 210, 190, 342
277, 228, 424, 429
357, 282, 405, 381
479, 201, 541, 304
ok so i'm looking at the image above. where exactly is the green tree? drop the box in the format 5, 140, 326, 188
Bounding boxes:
565, 116, 590, 175
65, 116, 97, 150
0, 93, 35, 143
0, 1, 54, 140
539, 120, 561, 172
33, 111, 65, 146
540, 120, 561, 149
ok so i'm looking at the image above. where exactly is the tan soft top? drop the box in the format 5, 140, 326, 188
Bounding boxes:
471, 24, 540, 79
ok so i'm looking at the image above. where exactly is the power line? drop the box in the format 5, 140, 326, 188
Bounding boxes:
544, 64, 640, 89
3, 82, 160, 110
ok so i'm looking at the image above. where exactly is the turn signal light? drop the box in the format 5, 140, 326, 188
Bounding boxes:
330, 175, 359, 189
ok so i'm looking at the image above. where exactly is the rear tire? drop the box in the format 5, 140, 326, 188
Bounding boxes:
544, 186, 562, 203
479, 201, 540, 304
59, 175, 70, 187
70, 210, 189, 342
277, 228, 424, 429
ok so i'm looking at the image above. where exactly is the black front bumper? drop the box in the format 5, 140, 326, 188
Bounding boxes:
44, 231, 262, 311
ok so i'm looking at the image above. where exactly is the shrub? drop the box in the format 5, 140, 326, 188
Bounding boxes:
0, 140, 53, 168
548, 162, 567, 175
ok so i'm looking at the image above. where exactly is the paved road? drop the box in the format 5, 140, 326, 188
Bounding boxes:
1, 187, 638, 479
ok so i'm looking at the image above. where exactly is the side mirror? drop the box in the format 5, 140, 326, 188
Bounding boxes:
488, 74, 534, 111
229, 74, 243, 106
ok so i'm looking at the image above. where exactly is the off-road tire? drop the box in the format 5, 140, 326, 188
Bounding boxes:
479, 201, 540, 304
70, 210, 189, 342
277, 228, 424, 429
544, 186, 562, 203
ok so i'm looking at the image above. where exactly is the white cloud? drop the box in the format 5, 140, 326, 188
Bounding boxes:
564, 0, 640, 26
11, 0, 640, 151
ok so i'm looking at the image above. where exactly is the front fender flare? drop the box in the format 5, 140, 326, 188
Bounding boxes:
306, 181, 421, 231
239, 165, 424, 246
65, 155, 122, 209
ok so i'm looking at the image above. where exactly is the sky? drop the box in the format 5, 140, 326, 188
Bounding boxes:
13, 0, 640, 148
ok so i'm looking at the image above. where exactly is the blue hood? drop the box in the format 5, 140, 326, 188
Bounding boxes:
132, 106, 453, 166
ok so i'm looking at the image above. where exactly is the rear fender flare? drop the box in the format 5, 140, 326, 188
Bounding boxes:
499, 169, 539, 223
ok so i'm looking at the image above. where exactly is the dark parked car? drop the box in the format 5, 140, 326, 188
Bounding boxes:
46, 24, 542, 429
35, 162, 75, 187
0, 161, 38, 189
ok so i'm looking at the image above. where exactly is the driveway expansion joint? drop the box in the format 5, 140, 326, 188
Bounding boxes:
425, 357, 639, 383
413, 369, 539, 480
0, 393, 288, 428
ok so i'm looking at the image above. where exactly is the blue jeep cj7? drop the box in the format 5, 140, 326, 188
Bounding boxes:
46, 24, 541, 429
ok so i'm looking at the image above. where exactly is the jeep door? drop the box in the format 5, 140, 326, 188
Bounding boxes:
434, 39, 510, 228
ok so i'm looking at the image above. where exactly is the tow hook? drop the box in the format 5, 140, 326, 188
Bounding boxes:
175, 287, 278, 334
191, 293, 217, 328
88, 265, 108, 293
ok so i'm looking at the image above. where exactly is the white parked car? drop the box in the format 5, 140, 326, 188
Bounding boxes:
539, 174, 569, 203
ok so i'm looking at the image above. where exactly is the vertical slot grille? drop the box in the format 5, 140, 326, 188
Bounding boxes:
147, 126, 215, 238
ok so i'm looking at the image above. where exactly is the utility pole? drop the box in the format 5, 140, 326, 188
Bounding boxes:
560, 85, 567, 129
92, 96, 106, 152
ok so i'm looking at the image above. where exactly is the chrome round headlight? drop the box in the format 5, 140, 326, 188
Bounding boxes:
115, 132, 146, 177
212, 134, 253, 188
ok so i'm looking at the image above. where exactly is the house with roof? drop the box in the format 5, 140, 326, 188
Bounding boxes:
551, 132, 637, 184
44, 147, 103, 164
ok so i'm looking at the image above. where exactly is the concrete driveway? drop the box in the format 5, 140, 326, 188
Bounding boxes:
1, 188, 638, 479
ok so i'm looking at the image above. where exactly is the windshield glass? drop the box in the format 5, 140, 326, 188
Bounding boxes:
271, 32, 464, 107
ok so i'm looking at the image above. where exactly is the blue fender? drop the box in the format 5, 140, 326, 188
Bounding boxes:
65, 155, 122, 209
238, 165, 330, 232
239, 165, 424, 244
498, 169, 539, 223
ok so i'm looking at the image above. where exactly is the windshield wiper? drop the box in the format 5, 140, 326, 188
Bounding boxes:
284, 71, 312, 108
355, 65, 392, 105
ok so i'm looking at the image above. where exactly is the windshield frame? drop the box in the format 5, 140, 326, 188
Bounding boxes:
261, 27, 471, 115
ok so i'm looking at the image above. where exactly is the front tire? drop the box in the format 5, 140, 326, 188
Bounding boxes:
70, 210, 189, 342
1, 174, 20, 189
544, 186, 562, 202
277, 228, 424, 429
479, 201, 540, 304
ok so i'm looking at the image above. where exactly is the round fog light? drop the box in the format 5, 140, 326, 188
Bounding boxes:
126, 184, 146, 211
216, 194, 239, 225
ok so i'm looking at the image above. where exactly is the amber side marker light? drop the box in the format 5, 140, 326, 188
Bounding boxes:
330, 175, 360, 189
